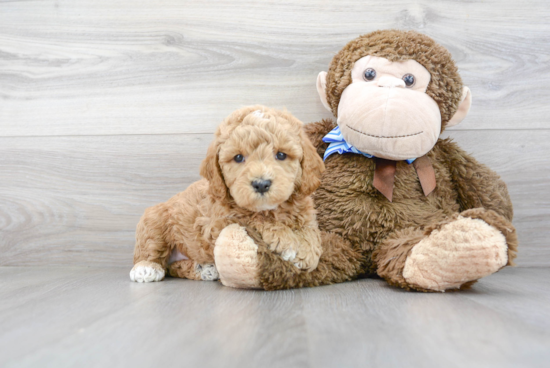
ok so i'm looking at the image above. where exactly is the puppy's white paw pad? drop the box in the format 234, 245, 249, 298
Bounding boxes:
197, 263, 219, 281
130, 266, 165, 283
281, 248, 297, 262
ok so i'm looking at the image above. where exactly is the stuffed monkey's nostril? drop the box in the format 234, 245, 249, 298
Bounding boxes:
252, 180, 271, 194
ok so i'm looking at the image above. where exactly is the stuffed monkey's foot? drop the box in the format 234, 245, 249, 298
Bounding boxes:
214, 224, 261, 289
403, 216, 508, 291
130, 260, 165, 283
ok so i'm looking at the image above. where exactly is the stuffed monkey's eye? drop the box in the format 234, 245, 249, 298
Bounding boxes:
363, 68, 376, 81
234, 154, 244, 163
276, 152, 287, 161
402, 74, 415, 87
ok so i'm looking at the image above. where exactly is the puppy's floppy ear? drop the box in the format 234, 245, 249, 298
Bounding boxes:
200, 138, 228, 199
297, 129, 325, 196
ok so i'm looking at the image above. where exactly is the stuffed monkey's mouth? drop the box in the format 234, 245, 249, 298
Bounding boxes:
346, 125, 423, 139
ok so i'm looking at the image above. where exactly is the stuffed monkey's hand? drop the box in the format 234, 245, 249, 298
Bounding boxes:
214, 224, 261, 289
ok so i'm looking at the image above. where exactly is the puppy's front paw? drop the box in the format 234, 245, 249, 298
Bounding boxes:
280, 248, 318, 271
130, 261, 165, 283
196, 263, 219, 281
292, 251, 320, 272
281, 248, 297, 262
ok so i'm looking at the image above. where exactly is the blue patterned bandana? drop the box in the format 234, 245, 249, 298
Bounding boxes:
322, 126, 416, 164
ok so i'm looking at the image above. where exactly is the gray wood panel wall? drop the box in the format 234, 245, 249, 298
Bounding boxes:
1, 0, 549, 267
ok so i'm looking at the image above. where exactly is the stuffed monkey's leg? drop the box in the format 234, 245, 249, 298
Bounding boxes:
214, 224, 366, 290
130, 204, 172, 282
373, 208, 518, 292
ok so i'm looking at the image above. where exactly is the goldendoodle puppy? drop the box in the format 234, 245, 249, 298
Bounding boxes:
130, 105, 325, 283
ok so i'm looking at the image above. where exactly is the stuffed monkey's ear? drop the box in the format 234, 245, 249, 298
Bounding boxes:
447, 86, 472, 128
297, 130, 325, 197
317, 71, 331, 112
199, 139, 228, 199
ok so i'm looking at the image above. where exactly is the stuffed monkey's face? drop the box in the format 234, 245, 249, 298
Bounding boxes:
319, 56, 443, 161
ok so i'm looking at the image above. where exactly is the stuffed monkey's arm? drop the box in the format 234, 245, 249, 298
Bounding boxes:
304, 119, 336, 158
248, 228, 366, 290
436, 138, 514, 221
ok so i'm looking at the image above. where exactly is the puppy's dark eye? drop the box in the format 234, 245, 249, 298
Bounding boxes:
402, 74, 415, 87
364, 68, 376, 81
276, 152, 287, 160
234, 154, 244, 163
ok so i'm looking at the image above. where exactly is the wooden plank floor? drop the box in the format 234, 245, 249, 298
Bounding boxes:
1, 267, 549, 368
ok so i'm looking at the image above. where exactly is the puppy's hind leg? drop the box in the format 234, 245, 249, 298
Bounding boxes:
168, 260, 219, 281
130, 203, 172, 283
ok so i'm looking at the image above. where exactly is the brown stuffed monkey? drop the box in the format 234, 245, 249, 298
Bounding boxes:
214, 30, 518, 292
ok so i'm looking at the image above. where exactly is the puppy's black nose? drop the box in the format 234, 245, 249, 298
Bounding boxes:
252, 180, 271, 194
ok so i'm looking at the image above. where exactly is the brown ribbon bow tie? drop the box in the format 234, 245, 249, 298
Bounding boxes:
373, 155, 436, 202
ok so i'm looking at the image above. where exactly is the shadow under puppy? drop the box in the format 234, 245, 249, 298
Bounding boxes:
130, 105, 325, 283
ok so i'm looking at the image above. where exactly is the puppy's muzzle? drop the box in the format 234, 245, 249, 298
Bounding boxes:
252, 179, 271, 194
